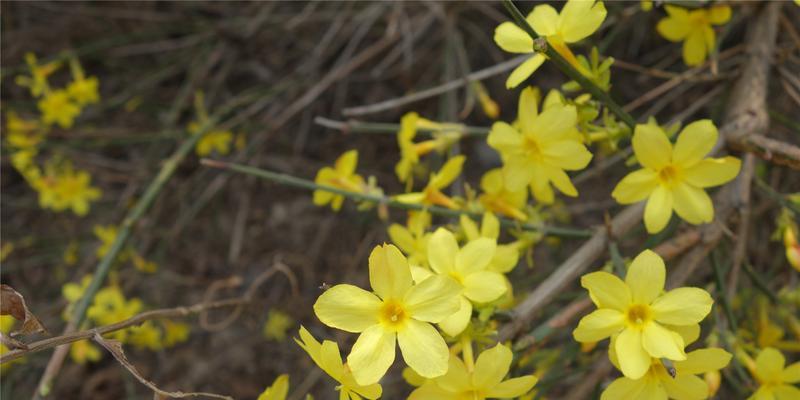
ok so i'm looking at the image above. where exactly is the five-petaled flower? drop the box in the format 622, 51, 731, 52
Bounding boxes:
747, 347, 800, 400
395, 156, 465, 209
573, 249, 713, 379
611, 120, 741, 234
313, 150, 366, 211
313, 244, 461, 385
657, 5, 732, 67
488, 87, 592, 204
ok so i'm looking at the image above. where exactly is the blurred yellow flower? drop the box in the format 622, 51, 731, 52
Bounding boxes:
87, 286, 142, 341
258, 374, 289, 400
263, 310, 293, 341
611, 120, 740, 234
488, 87, 592, 204
93, 225, 120, 259
66, 76, 100, 106
657, 5, 732, 66
131, 252, 157, 274
128, 321, 162, 350
313, 244, 461, 385
70, 339, 102, 365
395, 155, 465, 209
38, 90, 81, 129
747, 347, 800, 400
408, 344, 537, 400
784, 225, 800, 272
313, 150, 365, 211
573, 250, 713, 379
296, 327, 382, 399
388, 211, 431, 269
478, 168, 528, 221
395, 113, 461, 185
15, 52, 60, 98
196, 129, 233, 157
5, 112, 44, 149
162, 319, 191, 347
34, 163, 102, 216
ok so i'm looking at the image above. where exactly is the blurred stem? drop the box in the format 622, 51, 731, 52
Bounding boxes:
742, 263, 778, 303
314, 116, 490, 136
711, 250, 737, 328
200, 159, 594, 239
501, 0, 637, 129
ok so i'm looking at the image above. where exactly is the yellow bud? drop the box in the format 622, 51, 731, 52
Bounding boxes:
704, 370, 721, 397
580, 341, 597, 353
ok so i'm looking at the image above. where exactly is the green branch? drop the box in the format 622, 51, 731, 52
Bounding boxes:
314, 116, 490, 136
501, 0, 637, 129
200, 159, 593, 239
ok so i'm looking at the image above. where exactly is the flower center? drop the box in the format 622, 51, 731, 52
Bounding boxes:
523, 136, 543, 161
379, 299, 408, 329
625, 304, 652, 328
657, 165, 681, 187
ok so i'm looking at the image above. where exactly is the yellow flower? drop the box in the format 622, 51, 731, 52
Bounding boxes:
263, 310, 293, 341
62, 274, 93, 320
35, 163, 102, 216
602, 345, 732, 400
66, 76, 100, 106
388, 211, 432, 269
478, 168, 529, 221
15, 52, 60, 98
408, 344, 538, 400
611, 120, 741, 234
93, 225, 119, 259
313, 150, 365, 211
38, 90, 81, 129
747, 347, 800, 400
494, 0, 606, 88
784, 225, 800, 272
1, 316, 23, 373
70, 339, 102, 365
87, 286, 142, 341
131, 253, 157, 273
295, 326, 382, 399
657, 5, 732, 67
258, 374, 289, 400
195, 129, 234, 156
313, 244, 461, 385
488, 87, 592, 204
416, 228, 503, 337
128, 321, 163, 350
641, 0, 653, 12
573, 249, 713, 379
395, 113, 462, 185
395, 155, 465, 209
161, 319, 190, 347
5, 111, 45, 149
459, 213, 520, 274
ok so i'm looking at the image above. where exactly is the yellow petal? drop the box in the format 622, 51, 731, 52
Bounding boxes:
462, 271, 508, 303
348, 325, 396, 385
394, 192, 425, 205
672, 183, 714, 225
494, 22, 534, 53
573, 309, 625, 342
472, 344, 512, 390
314, 285, 381, 332
530, 105, 578, 144
676, 348, 732, 375
427, 228, 458, 274
651, 287, 713, 325
527, 4, 559, 36
430, 155, 465, 189
351, 382, 383, 400
505, 156, 537, 192
335, 150, 359, 175
258, 374, 289, 400
661, 374, 708, 400
368, 244, 412, 300
683, 157, 741, 188
403, 276, 461, 323
436, 355, 471, 392
774, 385, 800, 399
644, 186, 673, 234
612, 169, 659, 204
438, 296, 472, 337
600, 376, 649, 400
410, 265, 434, 284
486, 376, 538, 398
488, 121, 523, 155
408, 383, 452, 400
616, 328, 652, 379
481, 212, 500, 239
505, 54, 546, 89
543, 164, 578, 197
683, 30, 707, 66
626, 249, 666, 304
559, 0, 607, 43
542, 140, 593, 171
320, 340, 345, 379
388, 225, 416, 255
656, 14, 690, 42
702, 24, 716, 58
397, 319, 450, 379
642, 322, 686, 360
782, 362, 800, 383
632, 123, 672, 170
460, 214, 481, 241
490, 244, 519, 273
672, 120, 717, 167
668, 323, 701, 346
529, 166, 555, 204
581, 271, 632, 311
708, 5, 732, 25
755, 347, 785, 380
456, 238, 496, 275
518, 86, 539, 134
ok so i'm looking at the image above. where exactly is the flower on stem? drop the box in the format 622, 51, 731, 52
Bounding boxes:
69, 339, 102, 365
573, 249, 713, 379
611, 120, 741, 234
388, 211, 432, 269
395, 155, 465, 210
657, 5, 732, 67
494, 0, 606, 88
478, 168, 529, 221
38, 89, 81, 129
86, 286, 143, 342
34, 161, 102, 216
488, 87, 592, 205
313, 244, 461, 385
15, 52, 60, 98
258, 374, 290, 400
745, 347, 800, 400
408, 344, 537, 400
295, 326, 382, 399
189, 121, 234, 157
395, 112, 459, 185
66, 58, 100, 106
263, 310, 293, 341
313, 150, 366, 211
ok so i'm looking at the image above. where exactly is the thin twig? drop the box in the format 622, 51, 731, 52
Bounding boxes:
313, 116, 490, 136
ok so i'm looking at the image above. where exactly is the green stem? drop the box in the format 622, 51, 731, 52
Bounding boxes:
742, 263, 778, 303
501, 0, 637, 129
200, 159, 593, 239
314, 117, 490, 136
710, 250, 737, 328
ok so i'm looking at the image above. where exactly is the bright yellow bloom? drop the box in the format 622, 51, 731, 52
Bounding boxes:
395, 156, 465, 209
747, 347, 800, 400
87, 286, 143, 342
388, 211, 432, 269
66, 76, 100, 106
488, 87, 592, 204
258, 374, 289, 400
603, 345, 732, 400
573, 249, 713, 379
38, 90, 81, 129
15, 52, 60, 98
313, 244, 461, 385
128, 321, 162, 350
313, 150, 366, 211
196, 129, 234, 156
162, 320, 191, 347
478, 168, 529, 221
408, 344, 538, 400
784, 225, 800, 272
34, 165, 102, 216
611, 120, 741, 234
460, 213, 520, 274
494, 0, 606, 88
295, 326, 382, 399
395, 112, 460, 185
657, 5, 732, 67
416, 228, 503, 337
263, 310, 294, 341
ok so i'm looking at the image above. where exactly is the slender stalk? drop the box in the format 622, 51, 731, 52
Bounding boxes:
501, 0, 637, 129
200, 159, 593, 239
314, 116, 490, 136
